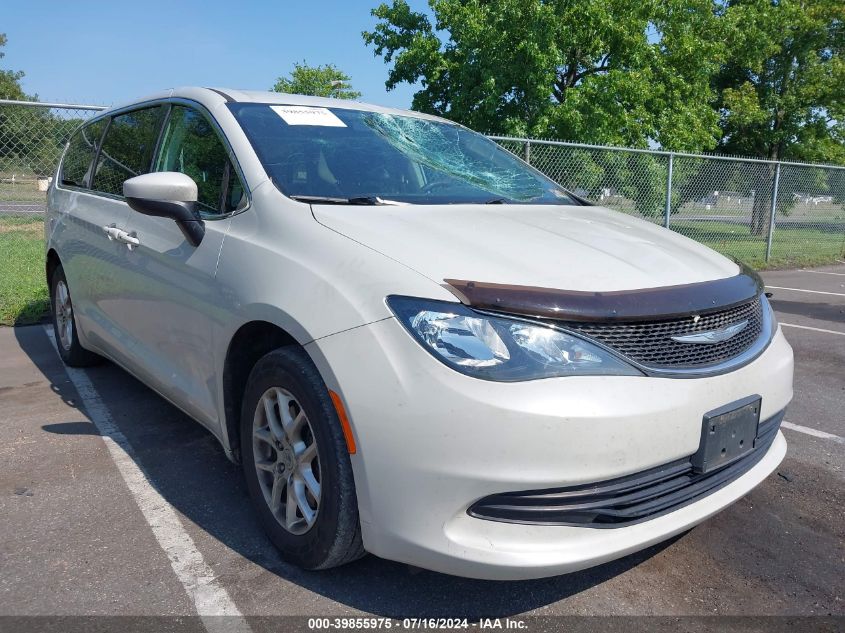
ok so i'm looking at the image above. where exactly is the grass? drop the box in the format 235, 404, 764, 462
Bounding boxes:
0, 181, 49, 204
0, 214, 49, 326
671, 220, 845, 269
674, 199, 845, 223
0, 214, 842, 327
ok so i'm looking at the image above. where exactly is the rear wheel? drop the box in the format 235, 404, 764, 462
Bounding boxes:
240, 347, 364, 569
50, 265, 101, 367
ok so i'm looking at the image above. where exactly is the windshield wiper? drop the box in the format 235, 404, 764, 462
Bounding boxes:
290, 195, 405, 206
484, 197, 509, 204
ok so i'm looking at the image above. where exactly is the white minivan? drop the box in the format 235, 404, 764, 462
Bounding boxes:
46, 87, 793, 580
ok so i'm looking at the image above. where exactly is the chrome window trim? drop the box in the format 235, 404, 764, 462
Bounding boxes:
55, 95, 253, 221
55, 98, 165, 198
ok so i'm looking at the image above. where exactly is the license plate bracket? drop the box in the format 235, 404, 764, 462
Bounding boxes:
692, 395, 761, 474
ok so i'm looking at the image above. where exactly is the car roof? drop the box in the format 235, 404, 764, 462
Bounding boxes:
98, 86, 450, 124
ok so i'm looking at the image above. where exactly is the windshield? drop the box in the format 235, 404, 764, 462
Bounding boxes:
229, 103, 577, 206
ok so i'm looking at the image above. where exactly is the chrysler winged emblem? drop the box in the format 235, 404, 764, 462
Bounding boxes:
671, 319, 749, 344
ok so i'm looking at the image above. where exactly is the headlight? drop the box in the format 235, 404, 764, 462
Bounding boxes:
387, 296, 642, 381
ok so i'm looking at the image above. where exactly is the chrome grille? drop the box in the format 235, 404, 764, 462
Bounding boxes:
563, 297, 764, 369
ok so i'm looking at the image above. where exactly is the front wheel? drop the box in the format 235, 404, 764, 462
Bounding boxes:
240, 347, 364, 569
50, 265, 101, 367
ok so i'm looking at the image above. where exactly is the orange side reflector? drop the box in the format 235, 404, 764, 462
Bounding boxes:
329, 390, 357, 455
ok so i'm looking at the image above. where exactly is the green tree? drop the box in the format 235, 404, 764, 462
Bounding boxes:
0, 34, 73, 178
363, 0, 724, 150
716, 0, 844, 163
714, 0, 844, 234
0, 32, 27, 99
272, 61, 362, 99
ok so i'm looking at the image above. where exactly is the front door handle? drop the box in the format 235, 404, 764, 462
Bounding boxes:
102, 225, 139, 250
115, 230, 140, 250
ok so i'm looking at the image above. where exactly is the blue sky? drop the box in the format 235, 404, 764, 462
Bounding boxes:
2, 0, 432, 109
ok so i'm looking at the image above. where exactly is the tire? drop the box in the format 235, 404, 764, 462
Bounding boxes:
50, 265, 101, 367
240, 346, 365, 569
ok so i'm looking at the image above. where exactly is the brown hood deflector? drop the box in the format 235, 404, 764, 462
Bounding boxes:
444, 266, 764, 323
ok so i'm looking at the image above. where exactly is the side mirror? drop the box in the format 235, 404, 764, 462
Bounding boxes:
123, 172, 205, 246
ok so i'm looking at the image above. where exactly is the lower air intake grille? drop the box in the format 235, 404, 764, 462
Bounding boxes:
468, 409, 783, 528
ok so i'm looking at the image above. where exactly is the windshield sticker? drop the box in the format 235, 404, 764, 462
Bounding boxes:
271, 106, 347, 127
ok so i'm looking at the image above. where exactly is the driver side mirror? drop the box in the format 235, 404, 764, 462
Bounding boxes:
123, 172, 205, 246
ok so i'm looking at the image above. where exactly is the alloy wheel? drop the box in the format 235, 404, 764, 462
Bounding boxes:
252, 387, 321, 534
55, 280, 74, 351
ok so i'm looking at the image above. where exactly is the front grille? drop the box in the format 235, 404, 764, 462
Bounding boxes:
562, 297, 764, 369
468, 409, 784, 528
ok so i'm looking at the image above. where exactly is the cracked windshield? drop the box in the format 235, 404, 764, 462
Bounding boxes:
229, 104, 576, 205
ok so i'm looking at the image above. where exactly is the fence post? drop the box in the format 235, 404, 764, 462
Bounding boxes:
524, 140, 531, 165
664, 152, 674, 228
765, 163, 781, 262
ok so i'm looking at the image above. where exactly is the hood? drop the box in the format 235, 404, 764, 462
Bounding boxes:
311, 203, 739, 293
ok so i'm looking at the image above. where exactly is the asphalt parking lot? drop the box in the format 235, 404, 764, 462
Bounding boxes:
1, 265, 843, 630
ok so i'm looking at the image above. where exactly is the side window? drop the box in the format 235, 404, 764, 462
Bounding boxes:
91, 106, 165, 197
155, 105, 245, 218
60, 119, 107, 188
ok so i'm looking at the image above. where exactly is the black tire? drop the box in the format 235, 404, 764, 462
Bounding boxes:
50, 265, 101, 367
240, 346, 365, 569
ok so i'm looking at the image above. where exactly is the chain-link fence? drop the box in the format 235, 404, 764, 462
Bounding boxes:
0, 100, 106, 324
1, 98, 844, 323
493, 136, 845, 268
0, 99, 105, 213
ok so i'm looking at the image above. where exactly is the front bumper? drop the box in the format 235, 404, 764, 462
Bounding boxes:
306, 318, 793, 580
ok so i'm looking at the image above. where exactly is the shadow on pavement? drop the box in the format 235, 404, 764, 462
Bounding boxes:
14, 324, 677, 618
769, 299, 844, 324
42, 421, 100, 435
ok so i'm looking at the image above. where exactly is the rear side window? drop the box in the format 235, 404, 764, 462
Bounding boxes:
60, 119, 107, 188
154, 105, 245, 218
91, 106, 165, 197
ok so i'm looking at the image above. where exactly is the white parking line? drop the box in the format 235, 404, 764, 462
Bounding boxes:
45, 327, 252, 633
802, 270, 845, 277
782, 421, 845, 444
766, 285, 845, 297
781, 323, 845, 336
